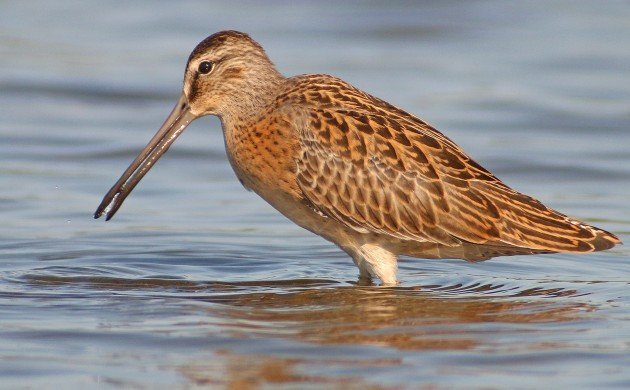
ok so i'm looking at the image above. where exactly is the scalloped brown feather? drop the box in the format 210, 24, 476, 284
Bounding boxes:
277, 74, 621, 258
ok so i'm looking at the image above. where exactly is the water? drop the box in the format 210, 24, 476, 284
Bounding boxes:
1, 1, 629, 388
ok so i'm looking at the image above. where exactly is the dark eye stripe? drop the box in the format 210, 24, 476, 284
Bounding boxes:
198, 61, 214, 74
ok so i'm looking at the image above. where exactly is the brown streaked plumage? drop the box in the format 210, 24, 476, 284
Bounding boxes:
95, 31, 621, 285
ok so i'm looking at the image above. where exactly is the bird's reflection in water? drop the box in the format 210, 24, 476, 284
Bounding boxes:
174, 280, 593, 388
24, 275, 595, 387
178, 349, 391, 389
25, 274, 590, 351
202, 280, 590, 350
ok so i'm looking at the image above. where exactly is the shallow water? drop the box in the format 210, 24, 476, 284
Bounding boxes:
1, 1, 629, 388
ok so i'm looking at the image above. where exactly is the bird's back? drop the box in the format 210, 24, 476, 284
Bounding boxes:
271, 74, 621, 260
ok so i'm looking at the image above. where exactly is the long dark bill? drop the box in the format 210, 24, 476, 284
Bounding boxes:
94, 93, 197, 221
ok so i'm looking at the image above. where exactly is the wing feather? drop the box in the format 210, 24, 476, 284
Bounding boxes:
283, 75, 620, 257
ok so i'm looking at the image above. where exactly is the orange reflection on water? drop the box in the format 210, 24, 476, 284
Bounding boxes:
205, 282, 591, 351
178, 349, 390, 389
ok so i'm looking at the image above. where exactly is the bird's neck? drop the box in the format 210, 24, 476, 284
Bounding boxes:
220, 70, 285, 126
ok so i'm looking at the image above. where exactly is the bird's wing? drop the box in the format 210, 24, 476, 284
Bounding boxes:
287, 76, 619, 254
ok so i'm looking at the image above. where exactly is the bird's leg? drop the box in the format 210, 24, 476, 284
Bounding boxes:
353, 258, 373, 285
344, 243, 399, 286
356, 274, 374, 286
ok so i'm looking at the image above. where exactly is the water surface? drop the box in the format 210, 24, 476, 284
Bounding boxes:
1, 1, 629, 388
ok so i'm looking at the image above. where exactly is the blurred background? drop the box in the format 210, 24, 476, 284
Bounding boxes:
1, 1, 629, 388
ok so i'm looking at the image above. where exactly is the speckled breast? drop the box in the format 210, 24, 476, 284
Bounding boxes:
221, 114, 301, 200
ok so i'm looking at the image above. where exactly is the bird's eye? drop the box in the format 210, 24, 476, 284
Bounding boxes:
198, 61, 214, 75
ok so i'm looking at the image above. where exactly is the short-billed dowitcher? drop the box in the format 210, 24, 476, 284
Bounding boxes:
95, 31, 621, 285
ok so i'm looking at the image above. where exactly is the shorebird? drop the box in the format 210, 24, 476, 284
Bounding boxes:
95, 31, 621, 285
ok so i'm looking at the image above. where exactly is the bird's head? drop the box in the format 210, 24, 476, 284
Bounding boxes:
184, 30, 282, 118
94, 31, 281, 220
